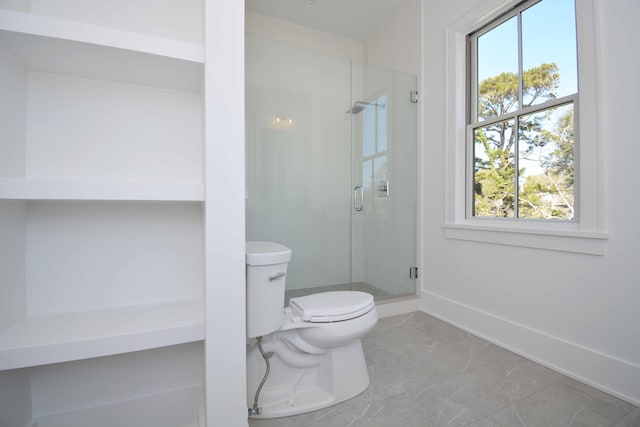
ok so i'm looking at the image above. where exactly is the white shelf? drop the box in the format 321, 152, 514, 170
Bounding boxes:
0, 9, 204, 92
0, 299, 204, 371
0, 178, 204, 201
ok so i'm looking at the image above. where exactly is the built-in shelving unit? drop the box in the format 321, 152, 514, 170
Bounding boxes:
0, 1, 206, 425
0, 299, 204, 371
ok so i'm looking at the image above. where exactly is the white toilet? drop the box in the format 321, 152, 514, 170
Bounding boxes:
246, 242, 378, 418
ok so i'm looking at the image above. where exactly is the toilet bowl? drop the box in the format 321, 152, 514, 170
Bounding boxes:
246, 242, 378, 418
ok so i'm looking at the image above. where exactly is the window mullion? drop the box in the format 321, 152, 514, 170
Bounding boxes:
517, 10, 524, 110
375, 102, 379, 154
468, 34, 478, 219
467, 124, 475, 219
470, 94, 577, 130
514, 114, 520, 218
469, 34, 478, 123
514, 10, 523, 219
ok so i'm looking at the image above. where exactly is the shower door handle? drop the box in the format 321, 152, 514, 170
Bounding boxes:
354, 185, 363, 211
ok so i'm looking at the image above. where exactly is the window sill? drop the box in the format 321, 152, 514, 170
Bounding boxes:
443, 223, 608, 255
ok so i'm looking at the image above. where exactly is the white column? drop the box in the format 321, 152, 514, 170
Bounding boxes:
204, 0, 247, 426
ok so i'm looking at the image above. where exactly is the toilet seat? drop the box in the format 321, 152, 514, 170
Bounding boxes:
289, 291, 375, 323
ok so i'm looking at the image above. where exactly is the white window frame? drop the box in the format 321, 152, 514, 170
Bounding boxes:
443, 0, 607, 255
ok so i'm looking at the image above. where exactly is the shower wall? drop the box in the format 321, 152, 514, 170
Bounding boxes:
245, 36, 352, 290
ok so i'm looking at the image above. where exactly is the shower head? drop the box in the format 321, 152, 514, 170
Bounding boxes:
349, 104, 366, 114
347, 101, 386, 115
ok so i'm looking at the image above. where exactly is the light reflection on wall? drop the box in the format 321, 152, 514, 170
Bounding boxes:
274, 114, 294, 129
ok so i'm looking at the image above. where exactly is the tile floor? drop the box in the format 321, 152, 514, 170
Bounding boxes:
248, 311, 640, 427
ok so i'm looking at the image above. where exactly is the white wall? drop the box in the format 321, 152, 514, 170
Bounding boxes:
421, 0, 640, 405
0, 369, 31, 427
30, 343, 203, 418
24, 72, 202, 184
0, 22, 27, 331
0, 0, 30, 12
0, 43, 26, 177
246, 11, 364, 62
0, 201, 26, 331
25, 202, 203, 315
365, 0, 421, 77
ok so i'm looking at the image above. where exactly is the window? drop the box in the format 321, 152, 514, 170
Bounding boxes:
469, 0, 577, 220
444, 0, 607, 254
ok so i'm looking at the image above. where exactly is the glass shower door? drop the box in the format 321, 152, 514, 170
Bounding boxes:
350, 63, 417, 299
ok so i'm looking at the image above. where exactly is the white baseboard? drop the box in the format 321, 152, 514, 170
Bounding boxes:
376, 295, 421, 318
421, 289, 640, 406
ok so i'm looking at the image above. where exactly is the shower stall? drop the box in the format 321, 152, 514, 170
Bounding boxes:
245, 35, 417, 301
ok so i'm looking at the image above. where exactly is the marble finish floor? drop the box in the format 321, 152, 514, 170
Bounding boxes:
248, 311, 639, 427
284, 282, 395, 305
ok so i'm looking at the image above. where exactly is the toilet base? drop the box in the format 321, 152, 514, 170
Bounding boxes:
247, 339, 370, 418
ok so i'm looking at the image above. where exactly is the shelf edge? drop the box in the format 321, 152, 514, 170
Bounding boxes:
0, 178, 205, 201
0, 9, 204, 63
0, 300, 205, 371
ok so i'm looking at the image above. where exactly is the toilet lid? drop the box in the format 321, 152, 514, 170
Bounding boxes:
289, 291, 375, 323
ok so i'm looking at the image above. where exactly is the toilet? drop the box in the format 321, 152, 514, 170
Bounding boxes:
245, 242, 378, 418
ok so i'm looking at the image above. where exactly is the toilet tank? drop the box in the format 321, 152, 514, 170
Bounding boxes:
245, 242, 292, 338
